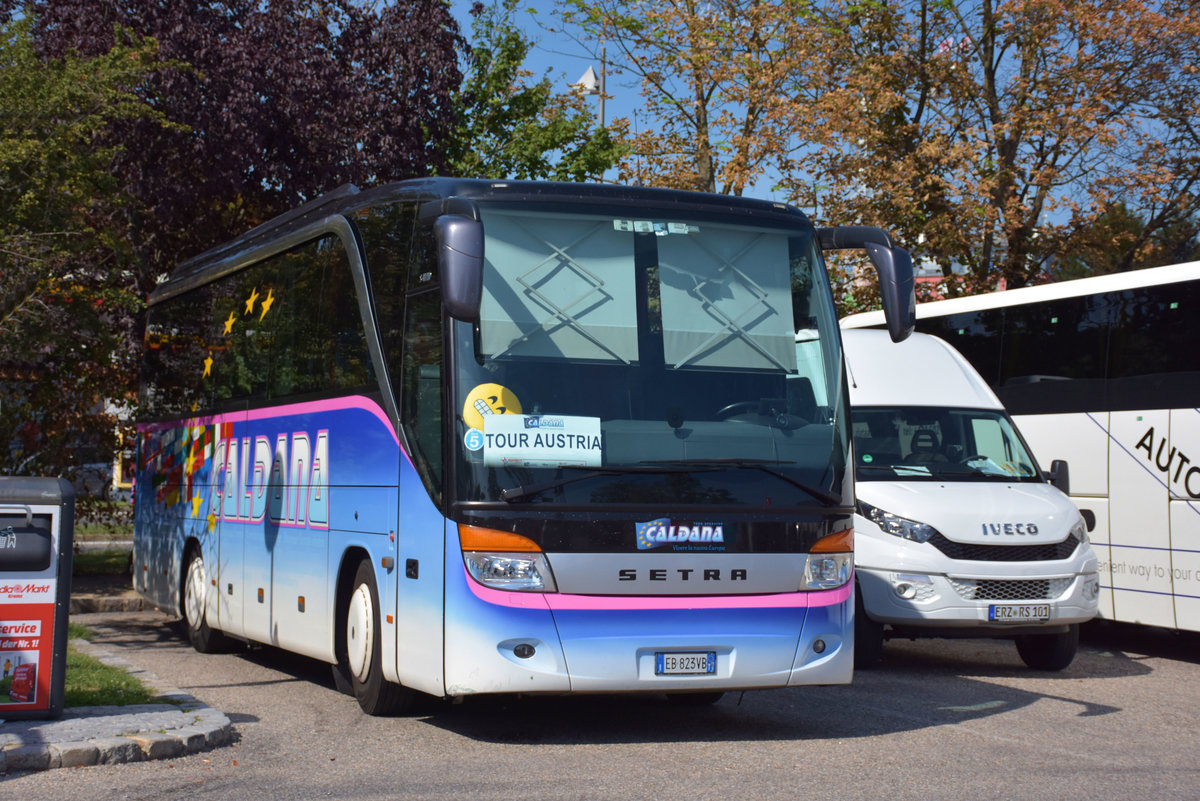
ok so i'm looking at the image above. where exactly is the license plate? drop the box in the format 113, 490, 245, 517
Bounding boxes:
655, 651, 716, 675
989, 604, 1051, 623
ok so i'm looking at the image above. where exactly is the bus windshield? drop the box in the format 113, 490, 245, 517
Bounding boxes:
852, 406, 1041, 482
451, 202, 847, 508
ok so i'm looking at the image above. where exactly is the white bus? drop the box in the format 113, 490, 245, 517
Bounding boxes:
843, 261, 1200, 632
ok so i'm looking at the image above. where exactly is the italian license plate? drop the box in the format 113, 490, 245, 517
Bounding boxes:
655, 651, 716, 675
989, 604, 1051, 623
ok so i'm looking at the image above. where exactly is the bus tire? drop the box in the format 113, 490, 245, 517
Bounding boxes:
182, 547, 229, 654
854, 585, 884, 668
1015, 624, 1079, 671
344, 559, 413, 715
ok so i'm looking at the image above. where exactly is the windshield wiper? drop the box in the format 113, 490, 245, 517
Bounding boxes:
639, 458, 844, 506
498, 464, 715, 503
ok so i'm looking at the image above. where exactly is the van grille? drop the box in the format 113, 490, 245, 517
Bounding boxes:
929, 532, 1080, 562
948, 577, 1073, 601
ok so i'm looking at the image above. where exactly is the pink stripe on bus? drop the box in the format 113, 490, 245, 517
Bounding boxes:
463, 567, 853, 611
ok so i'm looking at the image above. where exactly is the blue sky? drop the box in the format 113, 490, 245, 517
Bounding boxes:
446, 0, 790, 200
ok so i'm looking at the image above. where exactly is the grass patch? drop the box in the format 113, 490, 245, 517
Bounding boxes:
68, 621, 94, 640
73, 548, 131, 577
63, 643, 161, 707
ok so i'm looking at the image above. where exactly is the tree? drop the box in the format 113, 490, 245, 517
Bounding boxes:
9, 0, 465, 287
446, 0, 625, 181
787, 0, 1200, 291
1, 1, 463, 489
0, 16, 164, 480
558, 0, 812, 194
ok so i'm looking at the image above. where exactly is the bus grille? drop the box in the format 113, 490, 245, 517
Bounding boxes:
929, 532, 1080, 562
948, 577, 1073, 601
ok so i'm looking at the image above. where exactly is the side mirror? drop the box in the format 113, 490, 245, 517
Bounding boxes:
434, 215, 484, 322
1079, 508, 1096, 532
818, 226, 915, 342
1046, 459, 1070, 495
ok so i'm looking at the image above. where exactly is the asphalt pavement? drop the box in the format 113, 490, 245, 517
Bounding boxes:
0, 573, 234, 775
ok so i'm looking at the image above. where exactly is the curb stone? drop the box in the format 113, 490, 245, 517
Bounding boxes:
0, 638, 234, 774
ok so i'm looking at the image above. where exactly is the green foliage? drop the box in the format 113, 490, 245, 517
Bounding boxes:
0, 17, 165, 480
73, 548, 132, 577
445, 0, 625, 181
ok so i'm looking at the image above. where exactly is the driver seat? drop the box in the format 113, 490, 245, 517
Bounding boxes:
907, 430, 948, 463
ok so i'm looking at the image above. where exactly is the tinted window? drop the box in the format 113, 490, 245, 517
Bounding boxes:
995, 295, 1110, 414
142, 235, 374, 417
918, 309, 1004, 387
1109, 279, 1200, 410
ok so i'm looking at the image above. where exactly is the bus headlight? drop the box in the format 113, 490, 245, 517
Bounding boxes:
801, 553, 853, 590
464, 552, 558, 592
800, 529, 853, 590
858, 501, 939, 543
459, 525, 557, 593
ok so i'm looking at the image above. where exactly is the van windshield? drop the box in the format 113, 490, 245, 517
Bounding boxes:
852, 406, 1041, 482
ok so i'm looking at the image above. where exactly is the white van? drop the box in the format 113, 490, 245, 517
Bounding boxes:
840, 329, 1100, 670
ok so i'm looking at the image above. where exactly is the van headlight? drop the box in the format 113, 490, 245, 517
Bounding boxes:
858, 501, 939, 543
1070, 518, 1089, 545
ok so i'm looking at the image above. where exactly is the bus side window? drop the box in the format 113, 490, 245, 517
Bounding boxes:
402, 289, 444, 504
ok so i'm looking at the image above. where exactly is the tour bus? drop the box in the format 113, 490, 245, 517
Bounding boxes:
842, 261, 1200, 633
835, 328, 1098, 670
133, 180, 915, 714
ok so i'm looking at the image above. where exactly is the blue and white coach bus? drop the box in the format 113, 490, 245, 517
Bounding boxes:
134, 179, 915, 714
843, 261, 1200, 634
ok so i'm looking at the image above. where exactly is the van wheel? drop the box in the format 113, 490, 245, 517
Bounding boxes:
343, 559, 413, 715
854, 586, 884, 668
1015, 624, 1079, 671
182, 547, 229, 653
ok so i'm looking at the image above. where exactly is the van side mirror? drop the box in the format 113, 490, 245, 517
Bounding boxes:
434, 215, 484, 322
1046, 459, 1070, 495
1079, 508, 1096, 532
818, 226, 915, 342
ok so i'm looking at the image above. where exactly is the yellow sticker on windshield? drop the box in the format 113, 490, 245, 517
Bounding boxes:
463, 383, 522, 431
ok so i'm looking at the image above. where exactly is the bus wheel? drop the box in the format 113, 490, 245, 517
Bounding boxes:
1015, 624, 1079, 671
182, 547, 229, 653
345, 560, 413, 715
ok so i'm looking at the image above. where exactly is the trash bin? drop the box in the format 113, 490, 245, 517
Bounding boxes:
0, 477, 75, 720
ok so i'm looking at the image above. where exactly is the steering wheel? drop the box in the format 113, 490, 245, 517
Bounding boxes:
714, 401, 761, 419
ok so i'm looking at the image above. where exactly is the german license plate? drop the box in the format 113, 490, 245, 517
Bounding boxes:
655, 651, 716, 675
989, 604, 1051, 623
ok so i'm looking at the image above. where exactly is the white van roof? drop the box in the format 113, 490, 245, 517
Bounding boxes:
840, 328, 1003, 410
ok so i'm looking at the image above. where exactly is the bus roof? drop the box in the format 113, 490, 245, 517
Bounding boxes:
841, 260, 1200, 328
161, 178, 808, 295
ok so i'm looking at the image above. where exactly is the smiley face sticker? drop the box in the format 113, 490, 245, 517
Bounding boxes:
462, 383, 523, 431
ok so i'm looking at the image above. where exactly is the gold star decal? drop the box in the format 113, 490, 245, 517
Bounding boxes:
185, 448, 196, 476
206, 511, 217, 532
244, 287, 260, 315
223, 312, 237, 335
203, 353, 214, 378
259, 288, 275, 321
191, 494, 203, 519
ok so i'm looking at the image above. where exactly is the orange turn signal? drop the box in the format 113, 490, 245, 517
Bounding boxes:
810, 528, 853, 554
459, 525, 542, 552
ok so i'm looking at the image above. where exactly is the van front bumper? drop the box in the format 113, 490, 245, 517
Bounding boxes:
857, 566, 1100, 631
